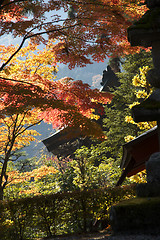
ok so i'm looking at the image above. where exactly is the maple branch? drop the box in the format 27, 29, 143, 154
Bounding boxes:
2, 173, 8, 190
0, 0, 27, 10
3, 121, 11, 144
27, 19, 99, 45
0, 76, 31, 85
0, 21, 80, 71
16, 119, 43, 137
0, 120, 17, 189
25, 16, 95, 36
14, 112, 42, 139
3, 118, 13, 147
57, 29, 97, 44
0, 8, 112, 72
14, 112, 27, 134
0, 3, 127, 72
26, 19, 68, 34
0, 36, 27, 71
6, 115, 18, 154
26, 23, 80, 39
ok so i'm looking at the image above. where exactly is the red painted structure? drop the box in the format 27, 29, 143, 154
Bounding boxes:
117, 126, 158, 186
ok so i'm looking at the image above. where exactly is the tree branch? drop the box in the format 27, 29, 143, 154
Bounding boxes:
2, 173, 8, 190
0, 76, 36, 85
0, 0, 27, 10
15, 111, 28, 133
0, 21, 80, 71
16, 119, 43, 137
25, 22, 80, 39
0, 36, 27, 71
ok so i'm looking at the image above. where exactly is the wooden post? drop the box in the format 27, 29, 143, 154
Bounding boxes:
157, 121, 160, 151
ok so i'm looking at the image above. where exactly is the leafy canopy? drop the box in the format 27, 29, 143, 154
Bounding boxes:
0, 0, 147, 69
0, 42, 111, 139
0, 41, 111, 200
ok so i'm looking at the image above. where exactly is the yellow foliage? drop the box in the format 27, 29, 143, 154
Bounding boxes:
0, 111, 41, 155
132, 66, 150, 88
129, 170, 147, 183
125, 66, 155, 143
124, 135, 135, 143
136, 90, 148, 99
125, 116, 135, 124
7, 165, 57, 185
2, 219, 14, 227
124, 63, 156, 193
129, 102, 140, 109
0, 41, 58, 82
137, 121, 156, 130
132, 75, 141, 87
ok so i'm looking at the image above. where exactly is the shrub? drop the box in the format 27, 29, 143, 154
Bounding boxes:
0, 184, 136, 240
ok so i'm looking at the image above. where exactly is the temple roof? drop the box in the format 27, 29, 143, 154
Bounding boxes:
42, 65, 119, 158
117, 126, 158, 186
100, 65, 120, 92
42, 127, 92, 158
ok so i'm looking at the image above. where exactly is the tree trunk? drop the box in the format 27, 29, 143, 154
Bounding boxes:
0, 186, 4, 200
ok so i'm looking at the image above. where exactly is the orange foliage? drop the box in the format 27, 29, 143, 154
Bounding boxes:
0, 41, 111, 199
6, 166, 58, 197
0, 42, 112, 139
40, 77, 111, 128
0, 0, 147, 69
7, 166, 58, 185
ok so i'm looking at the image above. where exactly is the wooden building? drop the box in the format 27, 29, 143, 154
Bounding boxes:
117, 126, 158, 186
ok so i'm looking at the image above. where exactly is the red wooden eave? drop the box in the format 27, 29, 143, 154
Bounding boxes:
117, 126, 158, 186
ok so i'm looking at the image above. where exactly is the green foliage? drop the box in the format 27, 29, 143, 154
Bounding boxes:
14, 156, 38, 173
74, 51, 153, 188
55, 166, 77, 192
102, 50, 153, 161
0, 184, 136, 239
72, 146, 122, 189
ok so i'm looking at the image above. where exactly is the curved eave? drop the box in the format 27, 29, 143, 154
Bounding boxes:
121, 126, 158, 170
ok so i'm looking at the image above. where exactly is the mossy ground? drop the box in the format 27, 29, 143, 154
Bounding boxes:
116, 196, 160, 206
110, 197, 160, 234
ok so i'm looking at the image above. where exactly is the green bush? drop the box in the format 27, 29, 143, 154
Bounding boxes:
0, 184, 136, 240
